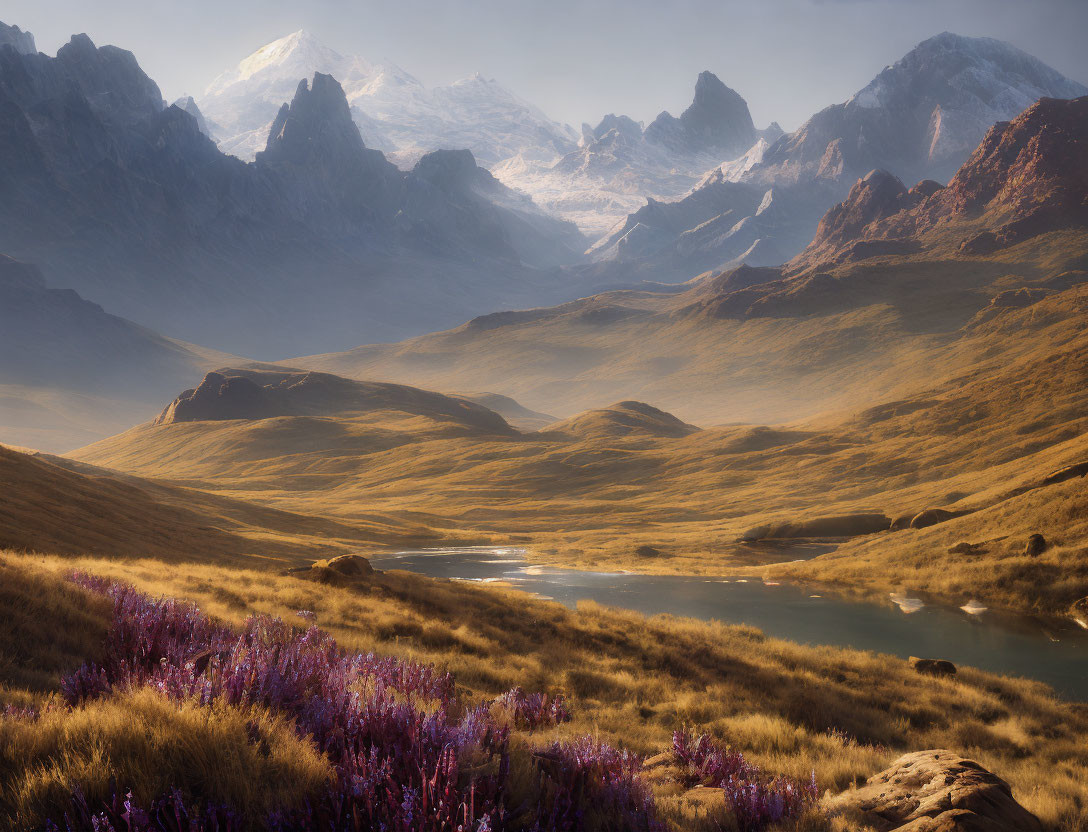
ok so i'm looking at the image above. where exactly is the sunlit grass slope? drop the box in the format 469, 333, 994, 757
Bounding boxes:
2, 552, 1086, 829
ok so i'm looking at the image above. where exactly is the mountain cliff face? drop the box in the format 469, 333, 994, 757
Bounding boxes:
0, 27, 586, 356
588, 33, 1088, 278
493, 72, 775, 237
200, 30, 577, 167
756, 33, 1087, 187
794, 95, 1088, 268
644, 71, 756, 157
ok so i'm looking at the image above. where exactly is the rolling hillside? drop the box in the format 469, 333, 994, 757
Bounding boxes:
72, 291, 1088, 615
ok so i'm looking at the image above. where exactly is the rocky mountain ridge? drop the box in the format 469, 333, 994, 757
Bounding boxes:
491, 72, 780, 237
0, 25, 586, 356
586, 33, 1088, 278
794, 95, 1088, 269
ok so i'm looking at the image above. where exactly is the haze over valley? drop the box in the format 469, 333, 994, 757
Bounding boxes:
2, 4, 1088, 831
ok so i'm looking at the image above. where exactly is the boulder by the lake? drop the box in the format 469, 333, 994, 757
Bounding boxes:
324, 554, 375, 576
910, 656, 957, 677
1024, 534, 1047, 557
827, 750, 1044, 832
635, 545, 664, 558
740, 513, 891, 541
307, 554, 375, 584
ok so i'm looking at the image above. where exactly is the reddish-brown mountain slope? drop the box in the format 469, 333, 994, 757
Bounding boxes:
794, 95, 1088, 269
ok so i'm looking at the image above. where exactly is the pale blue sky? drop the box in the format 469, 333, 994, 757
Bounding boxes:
5, 0, 1087, 131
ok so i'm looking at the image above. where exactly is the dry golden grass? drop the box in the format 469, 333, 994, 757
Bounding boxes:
4, 552, 1086, 830
0, 443, 448, 567
0, 689, 333, 829
774, 473, 1088, 614
0, 557, 111, 702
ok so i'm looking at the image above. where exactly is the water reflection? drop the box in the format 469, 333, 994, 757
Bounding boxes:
369, 546, 1088, 700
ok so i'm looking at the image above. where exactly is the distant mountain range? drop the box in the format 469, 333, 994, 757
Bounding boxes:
199, 30, 579, 168
493, 73, 782, 237
587, 33, 1087, 275
197, 31, 781, 237
0, 22, 586, 357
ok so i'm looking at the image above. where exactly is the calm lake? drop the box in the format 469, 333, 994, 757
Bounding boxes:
369, 546, 1088, 701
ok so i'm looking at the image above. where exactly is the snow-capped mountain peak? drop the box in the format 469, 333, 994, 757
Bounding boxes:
206, 30, 345, 96
199, 31, 576, 170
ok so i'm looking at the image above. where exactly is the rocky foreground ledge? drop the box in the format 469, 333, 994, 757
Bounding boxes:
826, 749, 1043, 831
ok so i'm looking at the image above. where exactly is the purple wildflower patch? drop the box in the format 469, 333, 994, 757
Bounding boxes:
673, 729, 818, 831
32, 573, 674, 831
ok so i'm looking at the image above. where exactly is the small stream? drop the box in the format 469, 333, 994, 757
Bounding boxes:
369, 546, 1088, 701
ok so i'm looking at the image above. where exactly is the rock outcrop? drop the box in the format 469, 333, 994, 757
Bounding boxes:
909, 508, 964, 530
154, 368, 515, 434
1071, 597, 1088, 628
1041, 460, 1088, 487
827, 750, 1044, 832
304, 554, 376, 586
644, 71, 757, 158
1023, 534, 1048, 557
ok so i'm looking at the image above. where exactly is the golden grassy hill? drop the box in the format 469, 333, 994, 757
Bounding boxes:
3, 551, 1087, 830
70, 283, 1088, 614
0, 443, 439, 565
548, 400, 700, 440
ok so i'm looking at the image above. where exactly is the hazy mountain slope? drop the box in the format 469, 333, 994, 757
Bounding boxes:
200, 30, 577, 167
453, 392, 557, 431
493, 72, 781, 237
0, 26, 585, 356
588, 33, 1087, 279
293, 94, 1088, 429
0, 255, 234, 452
